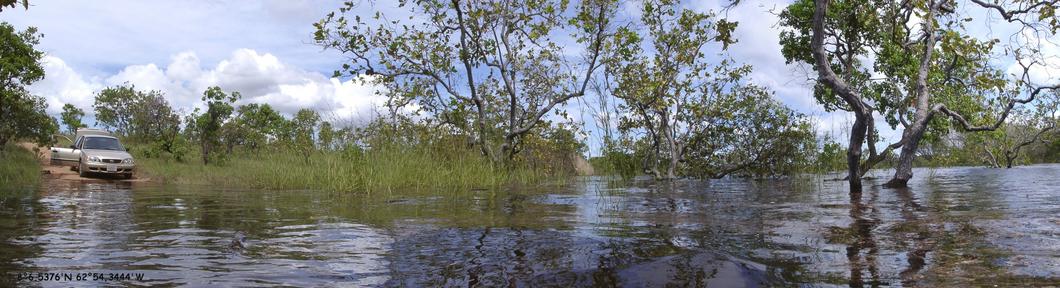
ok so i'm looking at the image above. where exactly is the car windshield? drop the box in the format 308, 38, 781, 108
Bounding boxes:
82, 137, 124, 151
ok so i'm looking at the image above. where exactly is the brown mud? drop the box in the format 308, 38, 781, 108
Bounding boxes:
19, 142, 150, 184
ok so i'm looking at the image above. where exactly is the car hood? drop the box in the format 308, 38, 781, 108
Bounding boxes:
83, 149, 133, 159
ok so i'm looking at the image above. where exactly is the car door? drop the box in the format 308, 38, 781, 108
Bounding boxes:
51, 136, 82, 166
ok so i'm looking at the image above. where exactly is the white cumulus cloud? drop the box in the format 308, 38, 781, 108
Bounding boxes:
28, 49, 388, 126
29, 56, 102, 115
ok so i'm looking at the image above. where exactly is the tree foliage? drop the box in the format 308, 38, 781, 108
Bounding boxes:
780, 0, 1060, 190
92, 84, 187, 160
94, 84, 147, 136
192, 86, 239, 165
314, 0, 619, 163
318, 121, 334, 151
292, 108, 320, 162
604, 0, 810, 179
228, 103, 287, 150
0, 22, 55, 147
972, 92, 1059, 168
59, 103, 85, 134
0, 0, 28, 12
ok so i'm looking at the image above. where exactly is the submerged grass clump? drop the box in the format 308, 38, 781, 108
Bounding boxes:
0, 143, 41, 188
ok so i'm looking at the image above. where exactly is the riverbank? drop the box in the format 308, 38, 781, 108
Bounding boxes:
0, 143, 42, 188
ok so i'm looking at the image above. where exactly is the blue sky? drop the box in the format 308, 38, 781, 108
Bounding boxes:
2, 0, 1053, 155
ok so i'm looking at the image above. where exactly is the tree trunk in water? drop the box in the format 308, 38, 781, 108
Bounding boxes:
667, 141, 682, 180
648, 155, 663, 180
1004, 150, 1017, 169
885, 121, 928, 188
885, 0, 939, 188
810, 0, 872, 194
847, 113, 868, 193
664, 119, 678, 180
885, 143, 916, 188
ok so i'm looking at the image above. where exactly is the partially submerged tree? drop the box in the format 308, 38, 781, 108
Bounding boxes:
977, 92, 1059, 168
314, 0, 619, 163
781, 0, 910, 192
607, 0, 810, 179
683, 91, 817, 179
880, 0, 1060, 188
0, 22, 55, 147
782, 0, 1060, 191
608, 0, 732, 179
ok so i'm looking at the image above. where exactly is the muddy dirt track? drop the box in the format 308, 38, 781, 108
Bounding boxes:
20, 143, 149, 183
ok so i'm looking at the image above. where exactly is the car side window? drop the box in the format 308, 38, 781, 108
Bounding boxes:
73, 136, 83, 149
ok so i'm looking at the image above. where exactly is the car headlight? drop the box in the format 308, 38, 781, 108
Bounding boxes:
88, 156, 101, 163
122, 158, 134, 164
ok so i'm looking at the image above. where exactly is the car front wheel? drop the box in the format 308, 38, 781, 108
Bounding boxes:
78, 161, 87, 178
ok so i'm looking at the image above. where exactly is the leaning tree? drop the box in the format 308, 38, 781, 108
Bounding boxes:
782, 0, 1060, 191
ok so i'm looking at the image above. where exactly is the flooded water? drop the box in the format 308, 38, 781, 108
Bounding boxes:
1, 165, 1059, 287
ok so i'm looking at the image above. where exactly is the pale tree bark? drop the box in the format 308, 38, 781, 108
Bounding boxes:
883, 0, 1060, 187
984, 146, 1002, 168
811, 0, 873, 193
805, 0, 1060, 189
883, 0, 943, 188
452, 0, 497, 162
663, 107, 679, 180
492, 0, 610, 162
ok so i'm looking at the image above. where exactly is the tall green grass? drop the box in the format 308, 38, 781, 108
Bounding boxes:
134, 142, 562, 195
0, 144, 41, 188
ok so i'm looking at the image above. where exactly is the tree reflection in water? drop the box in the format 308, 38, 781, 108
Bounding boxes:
2, 166, 1059, 286
846, 189, 881, 287
893, 187, 930, 286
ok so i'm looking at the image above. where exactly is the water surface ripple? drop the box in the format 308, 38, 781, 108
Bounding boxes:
1, 165, 1058, 286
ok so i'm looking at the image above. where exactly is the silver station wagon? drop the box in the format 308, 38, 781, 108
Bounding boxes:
51, 128, 135, 179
